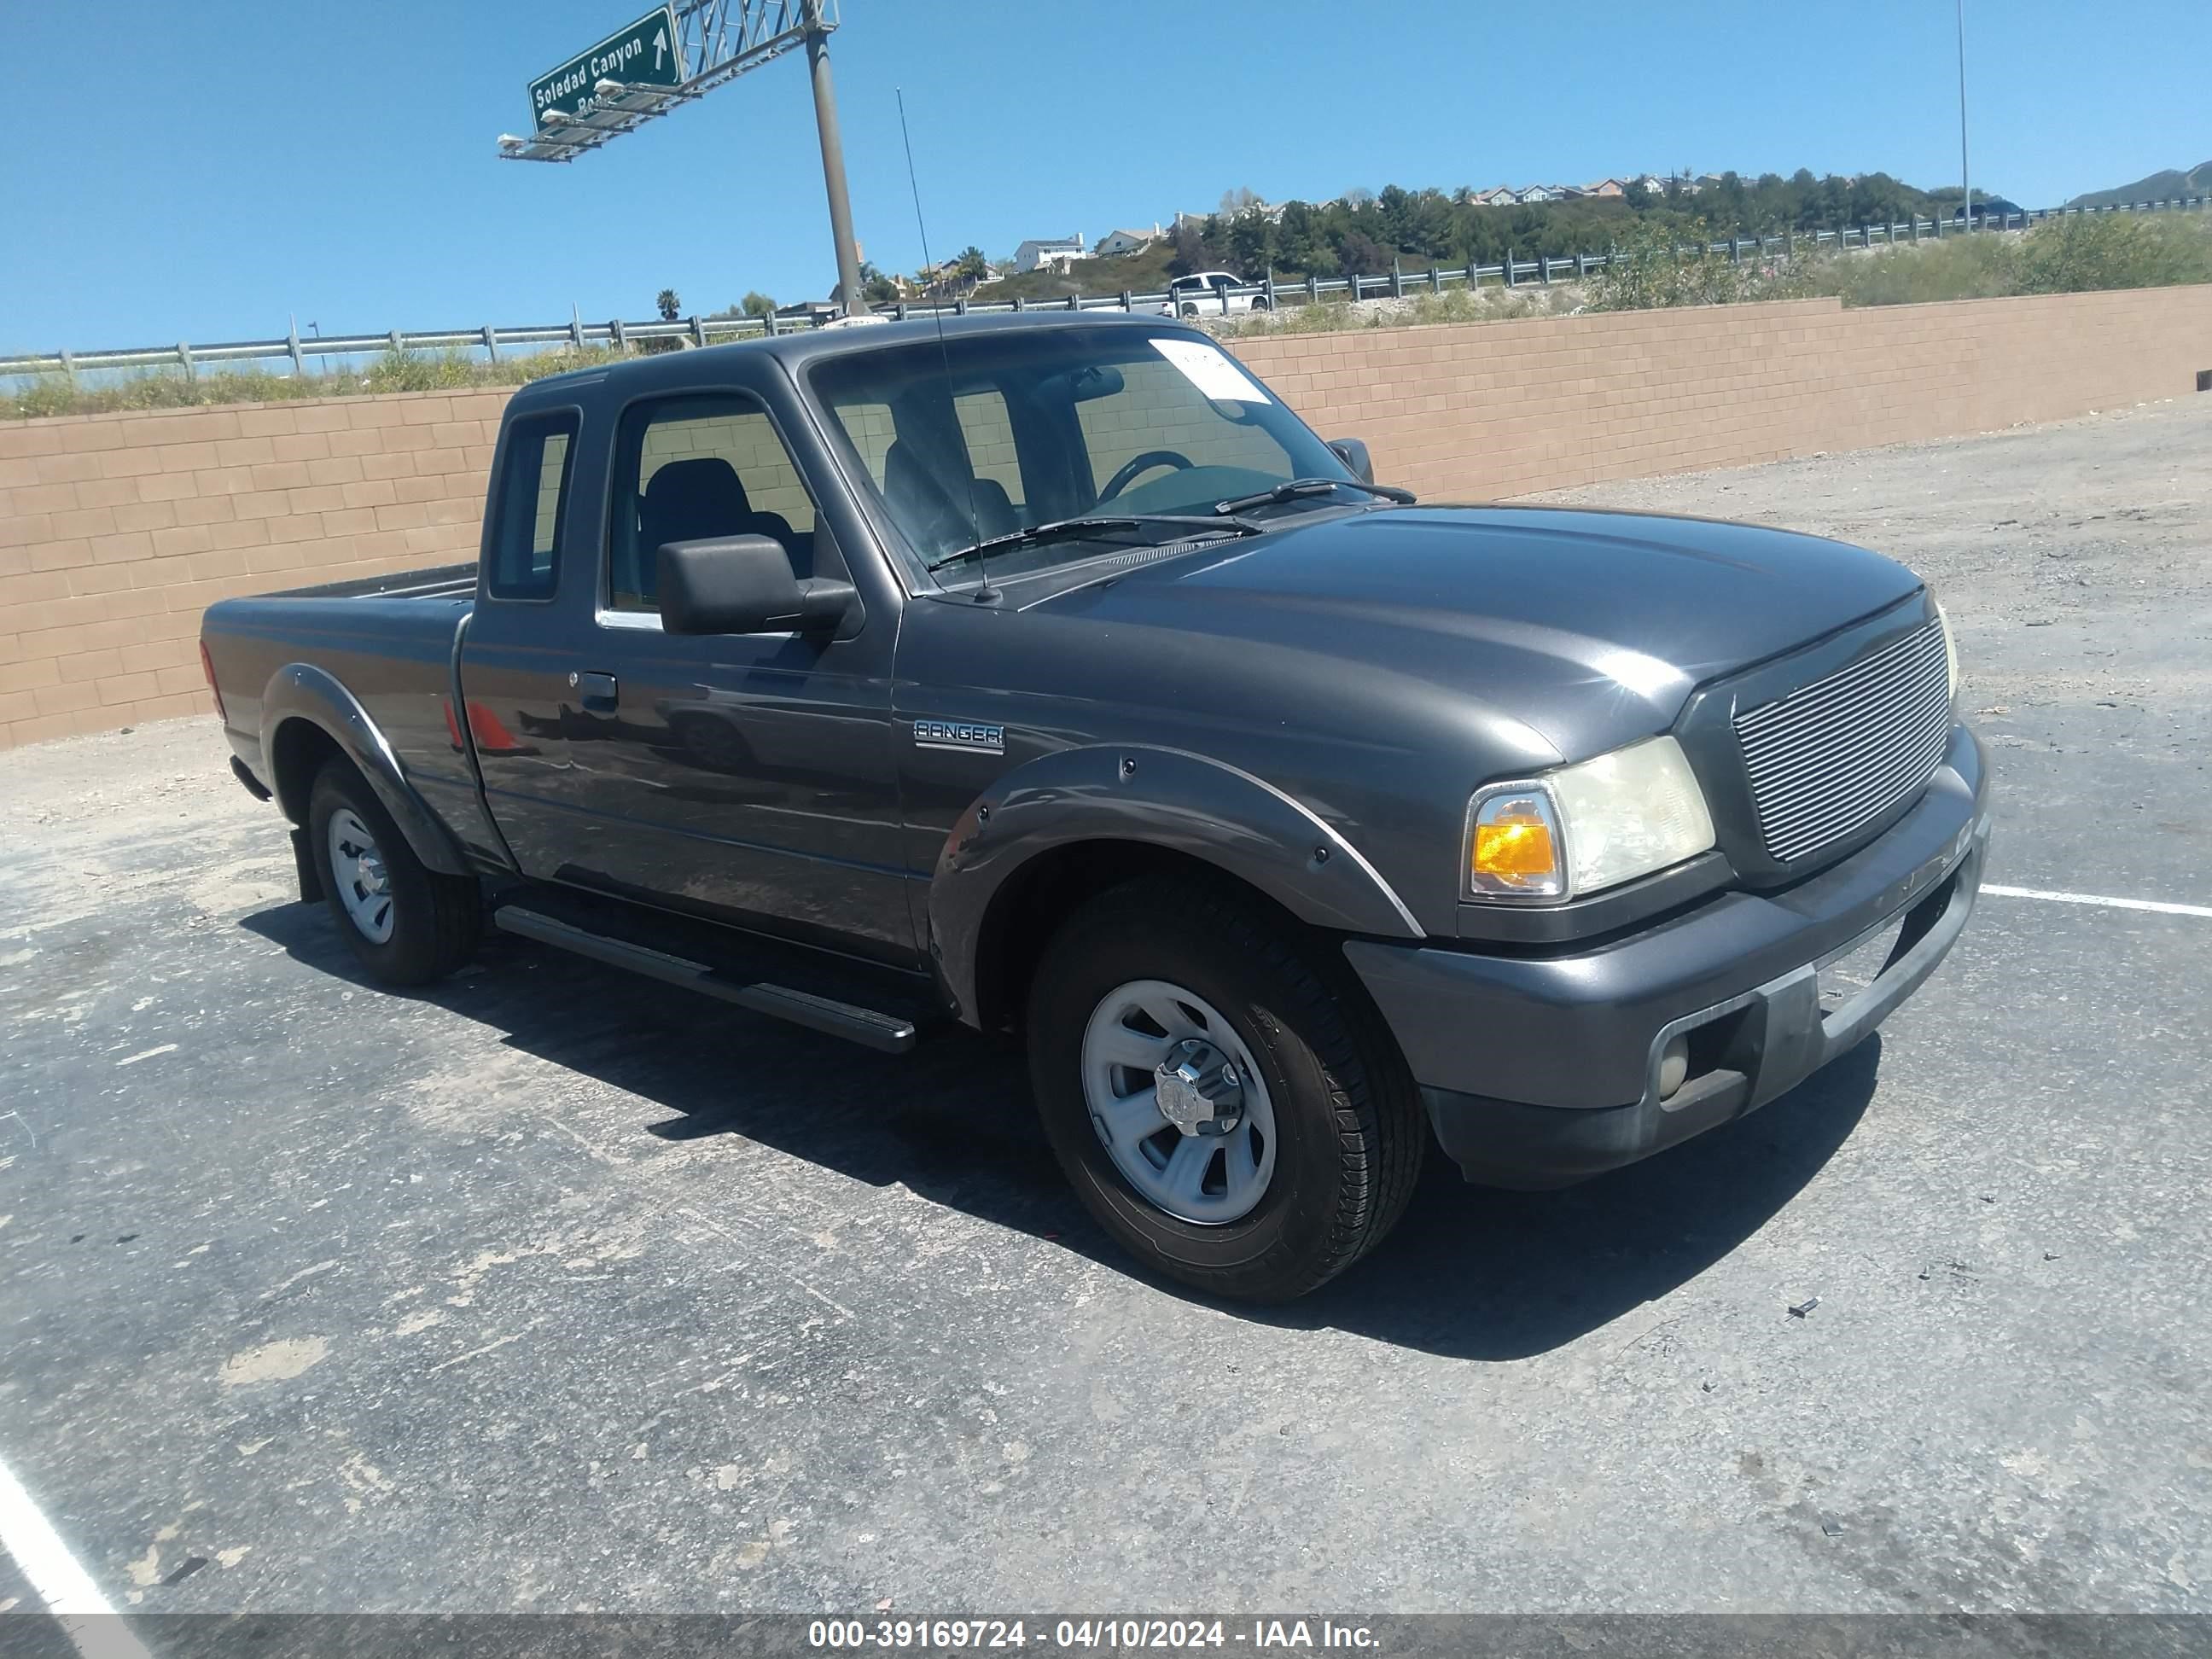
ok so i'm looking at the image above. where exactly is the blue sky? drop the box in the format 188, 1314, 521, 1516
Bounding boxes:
3, 0, 2206, 352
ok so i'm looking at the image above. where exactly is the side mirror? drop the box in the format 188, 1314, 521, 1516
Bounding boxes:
657, 535, 857, 637
1326, 437, 1375, 485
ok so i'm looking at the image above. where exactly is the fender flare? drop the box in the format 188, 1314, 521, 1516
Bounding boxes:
929, 743, 1423, 1023
259, 662, 470, 876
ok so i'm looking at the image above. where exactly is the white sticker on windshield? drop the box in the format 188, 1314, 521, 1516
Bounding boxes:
1150, 337, 1271, 404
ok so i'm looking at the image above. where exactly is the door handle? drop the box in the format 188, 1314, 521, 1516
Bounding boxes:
572, 670, 619, 713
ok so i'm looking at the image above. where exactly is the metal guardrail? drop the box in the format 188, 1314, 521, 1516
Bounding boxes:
5, 195, 2207, 385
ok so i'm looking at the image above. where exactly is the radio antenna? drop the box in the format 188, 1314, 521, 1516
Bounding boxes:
896, 87, 996, 603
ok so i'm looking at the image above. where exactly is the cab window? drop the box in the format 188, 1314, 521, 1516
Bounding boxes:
484, 412, 578, 600
606, 395, 818, 614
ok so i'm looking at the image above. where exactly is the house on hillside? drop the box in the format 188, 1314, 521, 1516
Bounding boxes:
1518, 183, 1561, 203
1631, 174, 1668, 195
1472, 186, 1518, 207
1094, 225, 1157, 257
1582, 178, 1627, 198
1013, 235, 1086, 273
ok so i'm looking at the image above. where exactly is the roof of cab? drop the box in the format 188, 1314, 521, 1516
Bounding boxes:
507, 308, 1176, 412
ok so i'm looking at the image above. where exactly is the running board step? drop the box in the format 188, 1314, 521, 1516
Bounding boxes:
492, 906, 921, 1055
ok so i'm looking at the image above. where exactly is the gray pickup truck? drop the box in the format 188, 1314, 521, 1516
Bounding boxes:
202, 312, 1989, 1302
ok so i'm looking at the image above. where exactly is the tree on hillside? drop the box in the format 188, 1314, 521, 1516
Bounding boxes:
1337, 230, 1392, 278
1228, 208, 1276, 276
1847, 172, 1914, 229
856, 262, 899, 306
655, 288, 681, 321
1708, 172, 1749, 228
1167, 221, 1210, 276
742, 291, 776, 317
1409, 189, 1457, 257
1273, 201, 1321, 271
1220, 185, 1263, 217
1376, 184, 1415, 247
954, 245, 989, 282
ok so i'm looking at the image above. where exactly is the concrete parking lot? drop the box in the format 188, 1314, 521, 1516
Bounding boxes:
2, 395, 2208, 1620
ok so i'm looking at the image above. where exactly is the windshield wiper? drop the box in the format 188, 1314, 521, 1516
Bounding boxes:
926, 514, 1256, 573
1213, 476, 1417, 515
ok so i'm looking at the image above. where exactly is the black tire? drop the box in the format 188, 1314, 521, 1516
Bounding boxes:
1026, 877, 1424, 1302
306, 758, 480, 987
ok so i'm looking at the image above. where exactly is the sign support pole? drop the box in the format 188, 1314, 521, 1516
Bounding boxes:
1955, 0, 1972, 229
803, 0, 864, 314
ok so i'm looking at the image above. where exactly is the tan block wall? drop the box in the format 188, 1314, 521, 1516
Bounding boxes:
4, 286, 2209, 751
0, 389, 506, 749
1230, 288, 2212, 501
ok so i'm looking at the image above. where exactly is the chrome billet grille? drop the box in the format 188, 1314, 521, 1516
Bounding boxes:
1735, 619, 1952, 864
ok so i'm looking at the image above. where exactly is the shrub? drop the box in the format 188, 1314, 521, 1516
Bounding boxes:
1795, 234, 2020, 306
1586, 225, 1773, 311
2011, 211, 2212, 293
362, 346, 481, 392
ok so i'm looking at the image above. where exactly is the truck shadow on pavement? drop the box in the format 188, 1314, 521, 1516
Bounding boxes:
242, 901, 1877, 1364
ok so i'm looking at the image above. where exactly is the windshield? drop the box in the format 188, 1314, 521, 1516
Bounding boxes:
806, 325, 1359, 583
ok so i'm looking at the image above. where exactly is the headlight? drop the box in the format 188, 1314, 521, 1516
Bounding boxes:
1466, 736, 1715, 903
1936, 601, 1961, 701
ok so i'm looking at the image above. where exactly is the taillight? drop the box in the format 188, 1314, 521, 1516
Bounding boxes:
199, 640, 227, 723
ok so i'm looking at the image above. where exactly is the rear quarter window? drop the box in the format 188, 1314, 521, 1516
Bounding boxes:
485, 411, 580, 600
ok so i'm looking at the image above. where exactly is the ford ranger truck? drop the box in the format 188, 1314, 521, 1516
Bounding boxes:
201, 313, 1990, 1303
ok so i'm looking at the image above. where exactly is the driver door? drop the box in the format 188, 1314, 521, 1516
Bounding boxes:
506, 389, 914, 961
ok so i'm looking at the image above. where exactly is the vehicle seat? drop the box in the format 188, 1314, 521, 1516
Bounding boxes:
883, 440, 1020, 556
968, 477, 1021, 539
629, 458, 798, 601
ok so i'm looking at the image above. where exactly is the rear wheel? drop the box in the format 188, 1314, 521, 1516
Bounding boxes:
307, 758, 480, 987
1027, 878, 1423, 1302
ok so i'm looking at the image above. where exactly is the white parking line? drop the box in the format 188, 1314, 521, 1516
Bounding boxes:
0, 1453, 149, 1659
1983, 883, 2212, 920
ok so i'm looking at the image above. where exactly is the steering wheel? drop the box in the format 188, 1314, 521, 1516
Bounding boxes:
1097, 450, 1195, 503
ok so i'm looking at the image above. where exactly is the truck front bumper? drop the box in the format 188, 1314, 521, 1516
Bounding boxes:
1344, 724, 1989, 1189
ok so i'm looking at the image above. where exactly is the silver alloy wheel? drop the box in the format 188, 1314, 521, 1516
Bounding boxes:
1080, 979, 1277, 1225
327, 806, 395, 945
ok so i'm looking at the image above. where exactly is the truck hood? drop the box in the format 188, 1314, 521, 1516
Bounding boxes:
1031, 504, 1924, 761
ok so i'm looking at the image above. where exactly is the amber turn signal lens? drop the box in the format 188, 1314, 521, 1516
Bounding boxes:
1474, 815, 1556, 878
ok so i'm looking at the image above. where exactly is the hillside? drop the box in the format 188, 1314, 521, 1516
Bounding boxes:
2065, 162, 2212, 209
969, 172, 1957, 305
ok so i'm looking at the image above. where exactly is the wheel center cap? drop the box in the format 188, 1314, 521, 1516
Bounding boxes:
357, 850, 387, 894
1153, 1039, 1244, 1137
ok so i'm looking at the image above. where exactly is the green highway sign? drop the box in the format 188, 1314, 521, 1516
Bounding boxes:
529, 6, 684, 128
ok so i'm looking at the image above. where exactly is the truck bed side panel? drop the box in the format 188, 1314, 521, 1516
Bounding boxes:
201, 574, 506, 866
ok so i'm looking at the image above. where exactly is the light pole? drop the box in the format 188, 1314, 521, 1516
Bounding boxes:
804, 0, 865, 313
1955, 0, 1973, 229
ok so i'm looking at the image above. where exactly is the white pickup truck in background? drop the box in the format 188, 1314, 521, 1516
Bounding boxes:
1159, 271, 1272, 317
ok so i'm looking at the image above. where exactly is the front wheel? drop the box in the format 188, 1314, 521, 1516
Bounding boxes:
307, 758, 480, 987
1027, 878, 1424, 1302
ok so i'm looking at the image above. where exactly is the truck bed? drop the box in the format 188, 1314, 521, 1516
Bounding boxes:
257, 562, 479, 602
201, 565, 491, 859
